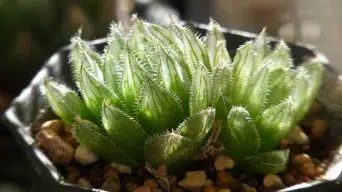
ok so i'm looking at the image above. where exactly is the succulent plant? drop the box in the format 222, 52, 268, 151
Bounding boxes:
43, 16, 323, 174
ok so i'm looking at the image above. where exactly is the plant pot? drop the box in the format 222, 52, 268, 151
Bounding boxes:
2, 23, 342, 192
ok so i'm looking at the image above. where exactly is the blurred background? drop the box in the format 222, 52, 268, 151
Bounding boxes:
1, 0, 342, 191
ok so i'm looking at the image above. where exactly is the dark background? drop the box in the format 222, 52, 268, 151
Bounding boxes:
1, 0, 341, 191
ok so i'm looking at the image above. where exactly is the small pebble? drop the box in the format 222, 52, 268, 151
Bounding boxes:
292, 154, 316, 177
77, 178, 92, 189
242, 184, 257, 192
214, 156, 235, 171
144, 179, 159, 190
301, 163, 316, 177
41, 120, 64, 134
111, 162, 132, 174
178, 171, 207, 191
203, 185, 216, 192
157, 164, 168, 177
263, 174, 283, 188
61, 128, 79, 148
101, 175, 121, 192
104, 164, 118, 179
171, 187, 183, 192
292, 153, 312, 165
287, 126, 309, 145
311, 119, 327, 138
204, 179, 214, 186
66, 166, 80, 184
168, 175, 178, 187
283, 173, 297, 186
216, 171, 238, 189
151, 189, 163, 192
35, 129, 74, 165
134, 185, 151, 192
74, 145, 98, 165
217, 188, 231, 192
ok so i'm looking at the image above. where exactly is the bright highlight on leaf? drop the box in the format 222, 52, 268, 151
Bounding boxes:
42, 16, 323, 174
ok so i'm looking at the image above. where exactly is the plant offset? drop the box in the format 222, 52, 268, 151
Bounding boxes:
43, 17, 323, 174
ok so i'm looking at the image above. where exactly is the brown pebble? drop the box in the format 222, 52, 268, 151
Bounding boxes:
316, 166, 325, 175
61, 128, 79, 148
217, 188, 231, 192
104, 164, 117, 179
292, 154, 312, 166
102, 175, 121, 192
66, 166, 80, 184
263, 174, 283, 188
134, 185, 151, 192
311, 119, 327, 138
151, 189, 163, 192
283, 173, 297, 186
125, 182, 137, 191
214, 156, 235, 171
157, 164, 168, 177
41, 120, 64, 134
144, 179, 158, 189
36, 129, 74, 165
203, 185, 216, 192
171, 187, 183, 192
77, 178, 92, 189
178, 171, 207, 191
168, 175, 178, 187
292, 154, 316, 177
242, 184, 257, 192
216, 171, 238, 189
301, 163, 316, 177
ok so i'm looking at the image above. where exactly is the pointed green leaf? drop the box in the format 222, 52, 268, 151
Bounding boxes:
256, 99, 294, 152
292, 61, 323, 124
267, 68, 293, 107
261, 41, 292, 70
231, 41, 255, 104
43, 79, 93, 123
144, 132, 196, 168
189, 65, 213, 115
177, 108, 215, 142
215, 96, 231, 119
137, 78, 184, 135
102, 102, 149, 161
79, 66, 119, 118
75, 120, 140, 167
221, 107, 260, 161
120, 48, 145, 113
205, 20, 231, 68
243, 149, 290, 174
152, 39, 190, 113
213, 41, 231, 68
212, 63, 232, 104
253, 28, 270, 67
71, 36, 103, 84
103, 22, 126, 91
242, 66, 269, 117
173, 23, 210, 71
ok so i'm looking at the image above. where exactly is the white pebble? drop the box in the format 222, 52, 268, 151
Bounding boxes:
287, 126, 309, 145
74, 145, 98, 165
110, 162, 132, 174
